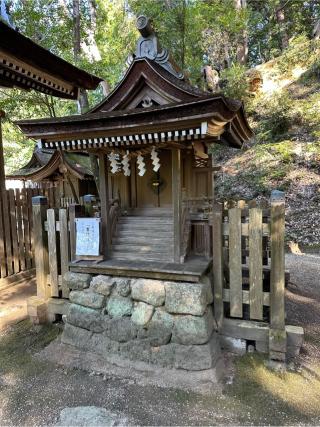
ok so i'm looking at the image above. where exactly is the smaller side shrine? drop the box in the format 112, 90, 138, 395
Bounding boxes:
8, 146, 97, 203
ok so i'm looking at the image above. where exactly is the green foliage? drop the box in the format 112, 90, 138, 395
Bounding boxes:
220, 64, 248, 100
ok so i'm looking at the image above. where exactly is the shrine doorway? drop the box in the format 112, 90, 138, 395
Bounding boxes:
135, 149, 172, 208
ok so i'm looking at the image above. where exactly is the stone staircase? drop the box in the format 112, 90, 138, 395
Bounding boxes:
111, 208, 174, 262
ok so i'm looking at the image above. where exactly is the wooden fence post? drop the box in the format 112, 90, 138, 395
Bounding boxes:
269, 190, 286, 361
212, 203, 224, 329
32, 196, 50, 299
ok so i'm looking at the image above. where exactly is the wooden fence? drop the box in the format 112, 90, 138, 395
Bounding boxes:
0, 187, 57, 282
212, 194, 285, 330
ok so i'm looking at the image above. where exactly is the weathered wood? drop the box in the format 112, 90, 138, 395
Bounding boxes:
8, 189, 19, 273
0, 111, 5, 194
0, 190, 6, 277
22, 189, 32, 270
99, 153, 111, 258
212, 203, 224, 329
15, 189, 26, 271
59, 209, 70, 298
270, 194, 285, 329
47, 209, 59, 297
32, 196, 50, 299
69, 204, 83, 262
172, 148, 181, 263
223, 288, 269, 306
229, 207, 243, 318
249, 208, 263, 320
2, 189, 13, 276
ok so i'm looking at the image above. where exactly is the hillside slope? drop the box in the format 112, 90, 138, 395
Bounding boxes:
214, 36, 320, 248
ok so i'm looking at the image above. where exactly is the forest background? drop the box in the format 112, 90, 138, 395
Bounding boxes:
1, 0, 320, 247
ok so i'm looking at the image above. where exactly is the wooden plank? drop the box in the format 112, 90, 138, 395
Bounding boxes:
172, 148, 182, 263
2, 189, 13, 276
8, 189, 19, 274
0, 268, 35, 292
223, 288, 270, 306
27, 188, 35, 265
47, 209, 59, 297
32, 196, 50, 299
22, 189, 32, 270
228, 207, 243, 317
270, 194, 285, 329
59, 209, 70, 298
249, 208, 263, 320
15, 189, 26, 271
222, 222, 270, 236
212, 204, 224, 329
0, 191, 6, 278
99, 153, 111, 258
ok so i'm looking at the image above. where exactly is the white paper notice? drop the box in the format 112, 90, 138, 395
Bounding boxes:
75, 218, 100, 256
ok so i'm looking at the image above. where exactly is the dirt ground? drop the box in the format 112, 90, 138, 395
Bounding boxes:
0, 254, 319, 426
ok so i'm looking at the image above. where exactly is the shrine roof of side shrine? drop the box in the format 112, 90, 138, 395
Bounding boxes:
15, 16, 253, 150
0, 21, 102, 99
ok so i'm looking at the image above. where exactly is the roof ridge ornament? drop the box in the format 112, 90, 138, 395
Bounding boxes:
135, 15, 184, 80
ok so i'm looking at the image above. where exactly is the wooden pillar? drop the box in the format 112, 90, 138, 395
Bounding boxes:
0, 111, 6, 194
98, 152, 111, 259
269, 190, 286, 362
212, 203, 224, 329
211, 153, 215, 206
172, 148, 182, 263
32, 196, 50, 299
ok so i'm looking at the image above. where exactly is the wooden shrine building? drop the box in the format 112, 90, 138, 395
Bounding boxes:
0, 20, 102, 99
8, 146, 97, 204
16, 16, 253, 273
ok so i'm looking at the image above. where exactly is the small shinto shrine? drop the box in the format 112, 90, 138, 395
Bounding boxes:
17, 15, 252, 271
18, 17, 303, 373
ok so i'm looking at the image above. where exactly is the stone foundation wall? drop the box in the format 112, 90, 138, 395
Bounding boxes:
61, 273, 221, 371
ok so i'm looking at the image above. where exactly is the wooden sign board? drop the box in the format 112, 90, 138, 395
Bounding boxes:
75, 217, 102, 261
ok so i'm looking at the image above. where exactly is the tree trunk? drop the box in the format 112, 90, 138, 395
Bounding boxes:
275, 1, 289, 50
235, 0, 248, 65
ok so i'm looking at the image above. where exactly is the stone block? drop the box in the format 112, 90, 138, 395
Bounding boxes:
120, 339, 151, 363
115, 278, 131, 297
90, 333, 120, 355
150, 344, 175, 368
174, 333, 221, 371
269, 328, 287, 353
131, 302, 154, 326
138, 308, 174, 345
255, 340, 268, 353
90, 275, 114, 296
61, 323, 93, 349
106, 296, 133, 318
27, 297, 47, 324
69, 290, 105, 309
171, 308, 215, 345
131, 279, 165, 307
165, 281, 210, 315
269, 350, 286, 362
286, 325, 304, 348
67, 304, 103, 332
64, 272, 92, 291
219, 335, 246, 355
104, 317, 137, 343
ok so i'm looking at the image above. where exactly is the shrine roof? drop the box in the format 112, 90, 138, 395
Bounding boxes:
8, 147, 93, 181
0, 21, 102, 99
16, 94, 253, 148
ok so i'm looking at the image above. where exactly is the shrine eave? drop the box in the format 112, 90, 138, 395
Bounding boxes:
0, 21, 102, 99
16, 95, 253, 149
